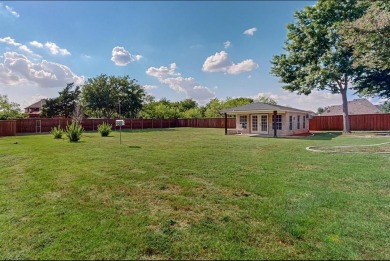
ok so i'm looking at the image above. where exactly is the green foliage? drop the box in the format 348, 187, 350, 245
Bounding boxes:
254, 96, 277, 105
340, 0, 390, 70
0, 95, 25, 120
380, 100, 390, 113
65, 121, 83, 142
223, 97, 254, 109
316, 107, 326, 115
140, 99, 182, 119
50, 125, 63, 139
203, 98, 224, 118
81, 74, 146, 118
42, 83, 81, 118
353, 68, 390, 98
338, 0, 390, 99
97, 122, 112, 137
181, 108, 203, 118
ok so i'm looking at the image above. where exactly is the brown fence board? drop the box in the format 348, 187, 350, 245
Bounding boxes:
309, 114, 390, 131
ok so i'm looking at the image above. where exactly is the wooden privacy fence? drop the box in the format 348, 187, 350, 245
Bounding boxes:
2, 118, 233, 136
309, 114, 390, 131
0, 120, 16, 136
177, 118, 236, 128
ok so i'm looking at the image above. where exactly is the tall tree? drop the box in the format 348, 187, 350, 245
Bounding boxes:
271, 0, 367, 133
42, 83, 81, 118
82, 75, 146, 118
0, 95, 24, 120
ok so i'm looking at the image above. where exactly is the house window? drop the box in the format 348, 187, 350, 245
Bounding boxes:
303, 116, 306, 129
272, 115, 282, 130
289, 116, 293, 130
240, 115, 247, 129
297, 115, 300, 129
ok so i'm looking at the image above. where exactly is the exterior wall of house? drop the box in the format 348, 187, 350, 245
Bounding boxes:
235, 112, 309, 136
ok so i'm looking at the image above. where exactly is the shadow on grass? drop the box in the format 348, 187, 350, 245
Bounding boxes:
303, 132, 342, 140
128, 145, 141, 149
248, 132, 342, 141
113, 128, 178, 133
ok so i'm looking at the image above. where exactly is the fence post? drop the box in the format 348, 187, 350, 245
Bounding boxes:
142, 118, 143, 129
131, 118, 133, 129
152, 119, 154, 129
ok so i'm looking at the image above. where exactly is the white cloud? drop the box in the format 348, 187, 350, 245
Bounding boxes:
111, 46, 142, 66
81, 54, 92, 59
4, 5, 20, 18
243, 27, 257, 36
227, 59, 258, 74
146, 63, 215, 104
224, 41, 231, 49
19, 45, 34, 55
146, 63, 180, 79
252, 90, 342, 112
44, 42, 71, 56
248, 75, 252, 79
143, 85, 158, 90
0, 51, 84, 88
202, 51, 231, 73
0, 37, 21, 46
30, 41, 43, 48
202, 51, 258, 74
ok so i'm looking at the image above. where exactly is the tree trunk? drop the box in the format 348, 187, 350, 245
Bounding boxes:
340, 86, 351, 133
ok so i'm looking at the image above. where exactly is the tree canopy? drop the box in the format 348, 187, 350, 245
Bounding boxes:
42, 83, 81, 118
339, 0, 390, 100
340, 0, 390, 70
0, 95, 24, 120
81, 75, 146, 118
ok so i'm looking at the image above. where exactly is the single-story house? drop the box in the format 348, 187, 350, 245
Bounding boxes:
319, 99, 381, 116
24, 99, 46, 118
220, 102, 312, 136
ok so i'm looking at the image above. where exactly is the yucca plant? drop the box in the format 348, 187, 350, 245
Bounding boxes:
97, 122, 112, 137
65, 121, 84, 142
50, 125, 63, 139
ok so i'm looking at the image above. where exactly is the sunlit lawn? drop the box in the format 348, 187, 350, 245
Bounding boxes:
0, 128, 389, 259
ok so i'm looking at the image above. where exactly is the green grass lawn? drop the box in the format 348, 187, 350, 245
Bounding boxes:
1, 128, 389, 260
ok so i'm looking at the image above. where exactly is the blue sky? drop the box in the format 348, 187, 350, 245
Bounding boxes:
0, 1, 377, 111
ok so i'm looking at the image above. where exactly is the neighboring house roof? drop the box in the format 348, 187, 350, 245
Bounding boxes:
24, 99, 46, 109
320, 99, 381, 116
220, 102, 312, 114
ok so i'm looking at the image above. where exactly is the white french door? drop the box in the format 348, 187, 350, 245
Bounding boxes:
260, 115, 268, 134
251, 115, 259, 133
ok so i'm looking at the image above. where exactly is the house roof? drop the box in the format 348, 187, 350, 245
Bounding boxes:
220, 102, 312, 114
320, 99, 381, 116
24, 99, 46, 109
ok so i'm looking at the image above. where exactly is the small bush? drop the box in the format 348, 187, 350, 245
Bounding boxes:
65, 121, 83, 142
97, 122, 112, 137
50, 125, 63, 139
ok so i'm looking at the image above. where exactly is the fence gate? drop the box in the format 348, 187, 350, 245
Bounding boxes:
36, 120, 41, 133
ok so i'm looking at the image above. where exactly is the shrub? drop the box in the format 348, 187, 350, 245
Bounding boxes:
97, 122, 112, 137
65, 121, 83, 142
50, 125, 63, 139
